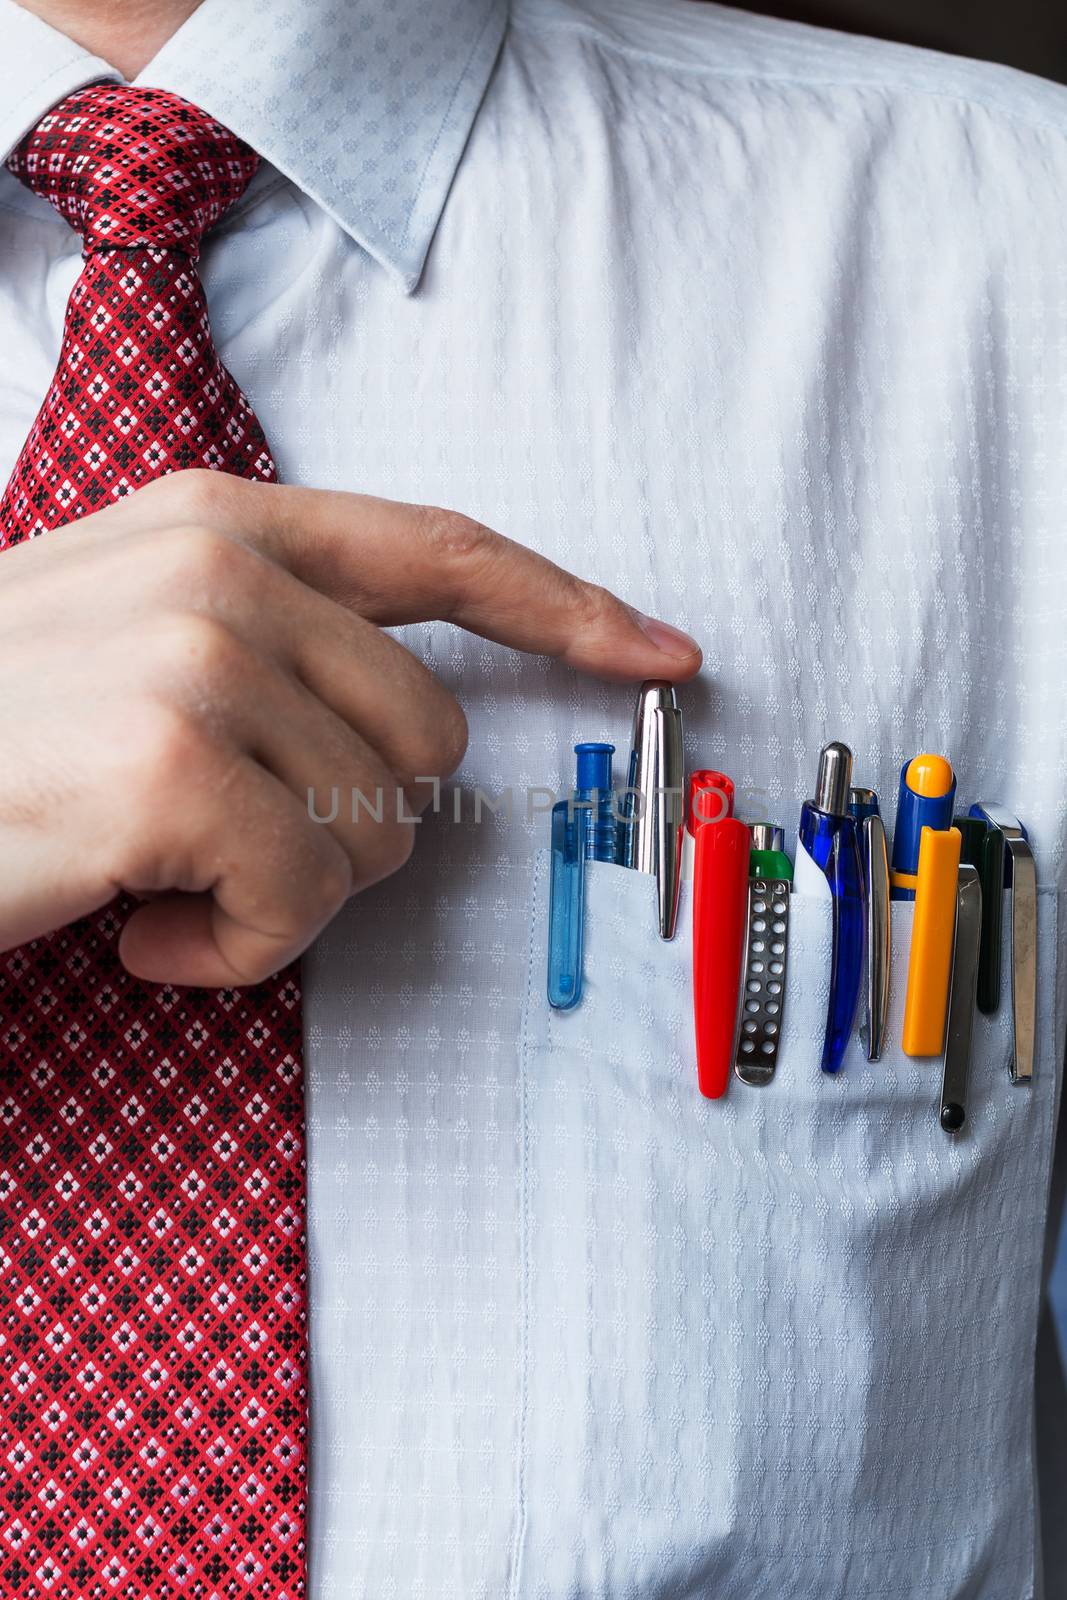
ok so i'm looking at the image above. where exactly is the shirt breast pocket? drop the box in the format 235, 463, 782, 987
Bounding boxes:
513, 850, 1061, 1600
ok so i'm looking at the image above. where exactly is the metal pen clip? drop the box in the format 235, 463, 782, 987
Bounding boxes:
621, 681, 684, 939
849, 788, 890, 1062
735, 824, 792, 1087
861, 813, 891, 1062
970, 803, 1036, 1084
940, 863, 981, 1133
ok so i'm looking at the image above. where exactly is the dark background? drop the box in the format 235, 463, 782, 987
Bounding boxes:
729, 2, 1067, 82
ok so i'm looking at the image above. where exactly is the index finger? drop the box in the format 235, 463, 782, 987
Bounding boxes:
136, 473, 703, 684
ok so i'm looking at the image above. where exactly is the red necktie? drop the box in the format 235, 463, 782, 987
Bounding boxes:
0, 88, 306, 1600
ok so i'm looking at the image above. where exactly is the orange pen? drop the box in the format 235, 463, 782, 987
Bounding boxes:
902, 824, 962, 1057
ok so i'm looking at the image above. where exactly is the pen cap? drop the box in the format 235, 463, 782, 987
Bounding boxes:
953, 815, 987, 869
901, 824, 962, 1057
574, 742, 614, 792
891, 754, 956, 879
547, 799, 586, 1010
692, 815, 751, 1099
622, 681, 681, 876
968, 802, 1030, 884
848, 787, 880, 825
749, 821, 793, 884
813, 741, 853, 818
687, 769, 734, 834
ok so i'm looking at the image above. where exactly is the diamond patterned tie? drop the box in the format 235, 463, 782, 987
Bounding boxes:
0, 88, 306, 1599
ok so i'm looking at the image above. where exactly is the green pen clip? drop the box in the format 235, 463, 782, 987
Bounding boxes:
954, 814, 1004, 1014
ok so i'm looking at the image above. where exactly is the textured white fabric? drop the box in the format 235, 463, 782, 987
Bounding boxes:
2, 0, 1067, 1595
522, 861, 1061, 1596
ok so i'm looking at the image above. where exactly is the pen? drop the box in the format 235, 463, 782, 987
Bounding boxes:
735, 823, 792, 1086
797, 742, 864, 1073
954, 813, 1004, 1016
940, 862, 982, 1133
968, 803, 1036, 1084
890, 754, 956, 901
574, 741, 617, 863
850, 786, 891, 1062
547, 798, 585, 1009
691, 797, 750, 1099
682, 769, 734, 882
901, 824, 961, 1057
620, 680, 684, 939
848, 787, 880, 827
748, 821, 792, 882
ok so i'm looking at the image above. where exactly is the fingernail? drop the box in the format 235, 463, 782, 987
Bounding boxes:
633, 609, 700, 657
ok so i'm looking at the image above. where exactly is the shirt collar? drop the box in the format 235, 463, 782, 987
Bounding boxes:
0, 0, 507, 292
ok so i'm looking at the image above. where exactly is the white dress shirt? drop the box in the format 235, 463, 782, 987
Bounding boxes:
2, 1, 1066, 1595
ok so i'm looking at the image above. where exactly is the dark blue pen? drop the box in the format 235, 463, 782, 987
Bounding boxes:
796, 742, 864, 1073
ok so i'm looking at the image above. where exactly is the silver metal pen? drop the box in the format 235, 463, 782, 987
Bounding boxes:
620, 680, 684, 939
970, 803, 1036, 1084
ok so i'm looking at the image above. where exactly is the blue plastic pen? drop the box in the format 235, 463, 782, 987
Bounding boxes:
848, 787, 880, 828
547, 799, 585, 1008
547, 742, 616, 1009
574, 742, 617, 863
797, 741, 864, 1073
890, 753, 956, 901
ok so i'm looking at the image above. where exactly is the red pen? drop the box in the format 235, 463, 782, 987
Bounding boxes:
689, 773, 749, 1100
682, 769, 734, 884
687, 769, 734, 828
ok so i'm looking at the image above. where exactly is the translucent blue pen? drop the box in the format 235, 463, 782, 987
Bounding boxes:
547, 742, 615, 1009
574, 741, 617, 862
548, 799, 585, 1008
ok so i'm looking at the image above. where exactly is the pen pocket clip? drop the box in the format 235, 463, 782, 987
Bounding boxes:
970, 803, 1036, 1083
735, 875, 791, 1086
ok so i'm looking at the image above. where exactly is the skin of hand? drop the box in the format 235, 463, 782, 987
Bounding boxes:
0, 470, 701, 987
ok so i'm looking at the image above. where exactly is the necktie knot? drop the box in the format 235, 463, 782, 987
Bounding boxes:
8, 85, 258, 259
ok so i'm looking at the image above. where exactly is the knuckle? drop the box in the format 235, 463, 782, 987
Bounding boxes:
417, 505, 494, 570
312, 853, 355, 918
157, 523, 250, 594
385, 818, 417, 875
123, 701, 208, 809
149, 611, 247, 691
417, 696, 468, 778
574, 580, 617, 633
361, 816, 416, 886
143, 467, 236, 526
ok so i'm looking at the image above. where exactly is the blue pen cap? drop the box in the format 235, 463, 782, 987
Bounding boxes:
890, 754, 956, 881
968, 803, 1030, 885
548, 799, 585, 1009
848, 787, 880, 826
575, 742, 614, 792
574, 742, 617, 863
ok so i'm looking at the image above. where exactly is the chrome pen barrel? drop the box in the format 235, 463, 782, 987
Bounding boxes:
620, 680, 684, 938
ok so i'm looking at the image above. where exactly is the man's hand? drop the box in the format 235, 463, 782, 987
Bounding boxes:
0, 471, 700, 986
